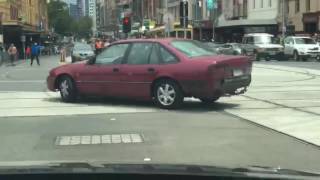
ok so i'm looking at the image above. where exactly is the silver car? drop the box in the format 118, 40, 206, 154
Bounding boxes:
71, 43, 95, 63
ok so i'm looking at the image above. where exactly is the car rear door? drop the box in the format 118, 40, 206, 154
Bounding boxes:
120, 42, 158, 98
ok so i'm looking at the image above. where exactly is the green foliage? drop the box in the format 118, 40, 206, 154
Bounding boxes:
47, 0, 92, 37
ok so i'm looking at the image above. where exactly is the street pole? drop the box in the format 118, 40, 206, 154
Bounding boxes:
212, 8, 216, 41
141, 0, 144, 38
282, 0, 287, 38
183, 1, 187, 39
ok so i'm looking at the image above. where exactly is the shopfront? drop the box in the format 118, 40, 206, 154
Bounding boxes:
303, 12, 320, 34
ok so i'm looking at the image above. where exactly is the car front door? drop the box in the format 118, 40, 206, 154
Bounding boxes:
284, 38, 293, 55
121, 42, 161, 98
77, 43, 129, 96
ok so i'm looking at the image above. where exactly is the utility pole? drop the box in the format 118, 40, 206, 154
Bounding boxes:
183, 0, 187, 39
141, 0, 144, 37
282, 0, 287, 37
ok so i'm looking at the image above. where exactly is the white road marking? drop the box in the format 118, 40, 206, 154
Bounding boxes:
0, 91, 157, 117
0, 80, 45, 83
56, 134, 143, 146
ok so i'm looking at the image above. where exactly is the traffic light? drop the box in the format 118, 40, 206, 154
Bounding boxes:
123, 17, 131, 33
179, 1, 188, 28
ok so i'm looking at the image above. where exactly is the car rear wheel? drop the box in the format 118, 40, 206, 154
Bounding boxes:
154, 80, 183, 109
265, 56, 271, 61
59, 76, 77, 103
253, 52, 260, 61
199, 97, 220, 104
293, 51, 300, 61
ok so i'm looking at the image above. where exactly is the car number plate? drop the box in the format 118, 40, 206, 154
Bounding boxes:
269, 51, 276, 55
233, 69, 244, 76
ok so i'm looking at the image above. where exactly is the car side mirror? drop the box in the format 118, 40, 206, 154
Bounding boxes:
87, 56, 96, 65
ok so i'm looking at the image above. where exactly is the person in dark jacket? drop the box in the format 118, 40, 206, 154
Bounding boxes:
31, 43, 40, 66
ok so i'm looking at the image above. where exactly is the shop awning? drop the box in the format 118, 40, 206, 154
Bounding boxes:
217, 18, 277, 28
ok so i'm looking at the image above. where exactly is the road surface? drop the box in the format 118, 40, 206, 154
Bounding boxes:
0, 56, 320, 172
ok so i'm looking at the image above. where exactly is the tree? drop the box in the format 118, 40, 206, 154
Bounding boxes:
77, 16, 93, 38
47, 1, 93, 37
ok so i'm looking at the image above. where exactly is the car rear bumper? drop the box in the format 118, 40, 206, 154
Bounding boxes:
187, 75, 251, 99
259, 52, 283, 58
47, 75, 56, 91
221, 75, 251, 95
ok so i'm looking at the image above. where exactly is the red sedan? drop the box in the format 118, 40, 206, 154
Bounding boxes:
47, 39, 252, 109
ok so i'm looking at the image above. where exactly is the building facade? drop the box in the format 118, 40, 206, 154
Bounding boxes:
287, 0, 320, 35
0, 0, 48, 56
216, 0, 281, 42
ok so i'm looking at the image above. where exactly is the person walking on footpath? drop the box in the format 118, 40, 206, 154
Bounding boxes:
7, 44, 17, 66
26, 46, 31, 60
31, 43, 40, 66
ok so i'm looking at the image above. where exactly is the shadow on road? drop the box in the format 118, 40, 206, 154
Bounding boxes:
45, 96, 239, 112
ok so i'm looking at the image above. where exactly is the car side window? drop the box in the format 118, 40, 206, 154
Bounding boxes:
247, 37, 254, 44
242, 37, 247, 44
95, 44, 129, 65
127, 43, 153, 65
149, 44, 161, 64
159, 46, 178, 64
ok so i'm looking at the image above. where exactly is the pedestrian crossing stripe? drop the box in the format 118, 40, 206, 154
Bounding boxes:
0, 91, 157, 117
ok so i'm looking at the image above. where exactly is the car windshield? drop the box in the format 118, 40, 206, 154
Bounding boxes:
74, 43, 93, 51
253, 36, 277, 44
295, 38, 317, 44
2, 1, 320, 179
171, 40, 217, 57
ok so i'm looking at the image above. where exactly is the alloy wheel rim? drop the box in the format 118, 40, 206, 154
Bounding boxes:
60, 80, 69, 97
157, 83, 176, 106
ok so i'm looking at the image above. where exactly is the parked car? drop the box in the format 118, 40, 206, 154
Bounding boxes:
283, 36, 320, 61
47, 39, 252, 109
216, 43, 242, 55
241, 33, 284, 61
71, 43, 95, 63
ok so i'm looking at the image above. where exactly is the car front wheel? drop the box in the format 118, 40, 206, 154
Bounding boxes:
293, 51, 300, 61
154, 80, 183, 109
59, 76, 77, 102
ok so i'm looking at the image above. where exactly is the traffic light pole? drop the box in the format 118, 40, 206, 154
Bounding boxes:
183, 0, 187, 39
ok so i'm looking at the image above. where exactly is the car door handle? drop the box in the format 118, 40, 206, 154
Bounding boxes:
113, 68, 119, 72
147, 68, 155, 73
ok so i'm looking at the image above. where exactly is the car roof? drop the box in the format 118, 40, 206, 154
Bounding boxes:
288, 36, 312, 39
112, 38, 193, 45
244, 33, 273, 37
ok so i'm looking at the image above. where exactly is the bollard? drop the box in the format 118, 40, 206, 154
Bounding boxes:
60, 48, 66, 63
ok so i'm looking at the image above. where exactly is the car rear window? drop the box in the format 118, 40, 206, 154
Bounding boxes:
171, 40, 216, 58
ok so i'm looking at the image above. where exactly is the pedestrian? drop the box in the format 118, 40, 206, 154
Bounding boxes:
31, 43, 40, 66
7, 44, 17, 66
26, 46, 31, 60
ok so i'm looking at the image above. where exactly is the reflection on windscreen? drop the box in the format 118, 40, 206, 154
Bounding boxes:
172, 41, 216, 58
254, 36, 276, 44
295, 38, 316, 44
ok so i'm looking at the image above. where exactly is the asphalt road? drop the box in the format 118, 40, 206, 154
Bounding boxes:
0, 56, 320, 173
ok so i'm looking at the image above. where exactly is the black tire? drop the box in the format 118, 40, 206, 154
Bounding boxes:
58, 76, 77, 103
71, 56, 76, 63
265, 56, 271, 61
293, 51, 300, 61
253, 51, 260, 61
153, 80, 184, 109
199, 97, 220, 104
302, 57, 308, 62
